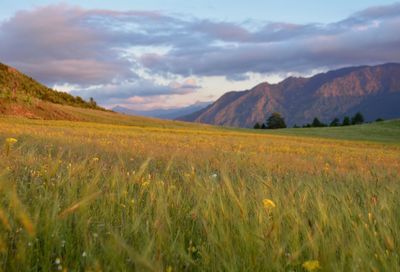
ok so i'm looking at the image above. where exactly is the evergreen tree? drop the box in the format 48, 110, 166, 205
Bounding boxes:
330, 117, 340, 127
342, 116, 351, 126
89, 97, 97, 108
312, 117, 325, 127
261, 123, 267, 129
254, 122, 261, 129
351, 112, 364, 125
266, 112, 287, 129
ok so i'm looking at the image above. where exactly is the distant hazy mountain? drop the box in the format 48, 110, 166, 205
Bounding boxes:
178, 63, 400, 127
113, 101, 211, 120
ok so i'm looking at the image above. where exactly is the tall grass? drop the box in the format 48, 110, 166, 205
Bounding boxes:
0, 117, 399, 271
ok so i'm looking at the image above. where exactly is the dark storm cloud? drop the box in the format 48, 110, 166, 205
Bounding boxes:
0, 2, 399, 101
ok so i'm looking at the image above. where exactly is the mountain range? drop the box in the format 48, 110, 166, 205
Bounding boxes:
113, 101, 211, 120
178, 63, 400, 127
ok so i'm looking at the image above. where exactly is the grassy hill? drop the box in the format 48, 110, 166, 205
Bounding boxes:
0, 62, 105, 119
0, 114, 399, 271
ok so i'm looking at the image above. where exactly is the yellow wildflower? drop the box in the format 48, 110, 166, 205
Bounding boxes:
263, 199, 276, 209
141, 181, 150, 188
166, 266, 173, 272
6, 138, 18, 145
5, 138, 18, 155
302, 260, 321, 271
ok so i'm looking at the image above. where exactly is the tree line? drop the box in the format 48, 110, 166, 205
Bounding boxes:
254, 112, 384, 129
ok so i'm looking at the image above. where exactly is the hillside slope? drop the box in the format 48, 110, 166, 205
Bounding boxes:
0, 62, 105, 120
179, 63, 400, 127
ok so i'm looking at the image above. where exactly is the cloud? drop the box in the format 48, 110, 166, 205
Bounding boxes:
0, 4, 138, 86
139, 4, 400, 77
354, 2, 400, 19
0, 3, 400, 107
70, 78, 200, 104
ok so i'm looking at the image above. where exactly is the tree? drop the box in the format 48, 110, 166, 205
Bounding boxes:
311, 117, 325, 127
266, 112, 287, 129
254, 122, 261, 129
351, 112, 364, 125
261, 123, 267, 129
293, 124, 300, 128
375, 118, 384, 122
330, 117, 340, 127
89, 97, 97, 108
342, 116, 351, 126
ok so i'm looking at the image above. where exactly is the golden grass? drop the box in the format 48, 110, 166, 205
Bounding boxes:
0, 116, 399, 271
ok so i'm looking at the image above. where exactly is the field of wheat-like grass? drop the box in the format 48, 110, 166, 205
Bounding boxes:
0, 117, 399, 271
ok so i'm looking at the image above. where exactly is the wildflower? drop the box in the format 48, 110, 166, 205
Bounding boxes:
141, 181, 150, 188
6, 138, 18, 145
82, 251, 87, 257
55, 258, 61, 265
5, 138, 18, 155
92, 157, 99, 162
302, 260, 321, 271
57, 265, 63, 271
166, 266, 173, 272
210, 173, 218, 178
263, 199, 276, 209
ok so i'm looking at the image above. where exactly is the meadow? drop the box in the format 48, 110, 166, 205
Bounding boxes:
0, 116, 399, 271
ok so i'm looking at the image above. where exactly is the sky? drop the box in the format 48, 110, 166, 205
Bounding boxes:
1, 1, 400, 110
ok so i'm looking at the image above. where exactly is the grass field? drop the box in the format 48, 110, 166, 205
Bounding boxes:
0, 115, 399, 271
255, 120, 400, 144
